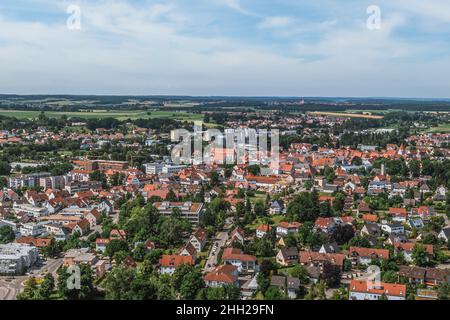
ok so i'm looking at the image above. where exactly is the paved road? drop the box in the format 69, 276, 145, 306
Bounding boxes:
0, 258, 63, 300
203, 231, 229, 273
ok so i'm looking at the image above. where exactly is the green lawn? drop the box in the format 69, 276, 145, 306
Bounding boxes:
0, 109, 204, 122
248, 214, 286, 230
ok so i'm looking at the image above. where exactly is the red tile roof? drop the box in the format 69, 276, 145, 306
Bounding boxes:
222, 248, 256, 262
159, 255, 194, 267
203, 265, 238, 284
349, 247, 390, 260
350, 280, 406, 298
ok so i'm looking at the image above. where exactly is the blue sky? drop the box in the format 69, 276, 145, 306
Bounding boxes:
0, 0, 450, 97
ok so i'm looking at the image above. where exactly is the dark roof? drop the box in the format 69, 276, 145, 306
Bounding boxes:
321, 242, 340, 253
286, 277, 300, 290
270, 275, 286, 289
399, 266, 450, 282
441, 227, 450, 239
280, 247, 299, 259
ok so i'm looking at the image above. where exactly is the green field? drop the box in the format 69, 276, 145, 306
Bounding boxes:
428, 123, 450, 133
0, 109, 204, 121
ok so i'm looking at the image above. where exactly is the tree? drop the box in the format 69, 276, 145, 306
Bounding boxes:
38, 274, 55, 299
412, 244, 429, 267
159, 217, 184, 246
105, 239, 129, 258
257, 272, 270, 295
265, 286, 286, 300
324, 166, 335, 183
446, 193, 450, 216
103, 266, 157, 300
209, 172, 220, 187
57, 264, 95, 300
287, 192, 319, 222
172, 264, 194, 292
305, 281, 326, 300
41, 238, 62, 258
303, 180, 313, 190
0, 161, 11, 175
332, 192, 346, 213
331, 286, 348, 300
198, 284, 241, 300
133, 243, 147, 262
290, 265, 310, 285
331, 224, 355, 245
179, 268, 205, 299
253, 200, 267, 217
0, 225, 15, 244
17, 277, 40, 300
349, 236, 371, 248
89, 170, 107, 187
408, 160, 421, 178
165, 189, 178, 201
247, 164, 261, 176
252, 238, 274, 257
352, 156, 363, 166
306, 231, 326, 250
322, 262, 341, 287
284, 233, 298, 248
382, 271, 398, 283
437, 283, 450, 300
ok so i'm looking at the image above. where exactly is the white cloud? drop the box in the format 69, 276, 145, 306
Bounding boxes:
258, 16, 294, 29
216, 0, 257, 16
0, 0, 449, 97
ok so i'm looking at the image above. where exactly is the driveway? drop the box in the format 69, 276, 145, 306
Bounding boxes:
203, 231, 229, 273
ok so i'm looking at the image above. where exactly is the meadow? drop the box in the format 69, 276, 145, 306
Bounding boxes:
428, 123, 450, 133
0, 109, 204, 121
308, 111, 384, 119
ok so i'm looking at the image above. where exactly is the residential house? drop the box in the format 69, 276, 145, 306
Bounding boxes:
399, 266, 450, 286
348, 247, 390, 265
381, 223, 404, 235
256, 224, 271, 238
159, 255, 194, 275
95, 238, 110, 253
188, 228, 207, 252
394, 242, 433, 263
276, 247, 299, 266
203, 264, 239, 288
222, 248, 257, 273
349, 280, 406, 300
298, 251, 346, 270
276, 222, 300, 237
270, 275, 300, 299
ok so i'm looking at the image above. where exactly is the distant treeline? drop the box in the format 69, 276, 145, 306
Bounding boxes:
2, 95, 450, 112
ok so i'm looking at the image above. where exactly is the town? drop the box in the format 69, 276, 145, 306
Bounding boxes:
0, 104, 449, 301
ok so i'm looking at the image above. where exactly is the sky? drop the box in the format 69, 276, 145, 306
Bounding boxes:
0, 0, 450, 98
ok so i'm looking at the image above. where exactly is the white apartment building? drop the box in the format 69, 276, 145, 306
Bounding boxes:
19, 222, 48, 237
13, 203, 49, 218
0, 243, 39, 275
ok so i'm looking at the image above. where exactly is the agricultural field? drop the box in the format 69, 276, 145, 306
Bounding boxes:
0, 109, 204, 121
428, 123, 450, 133
308, 111, 384, 119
